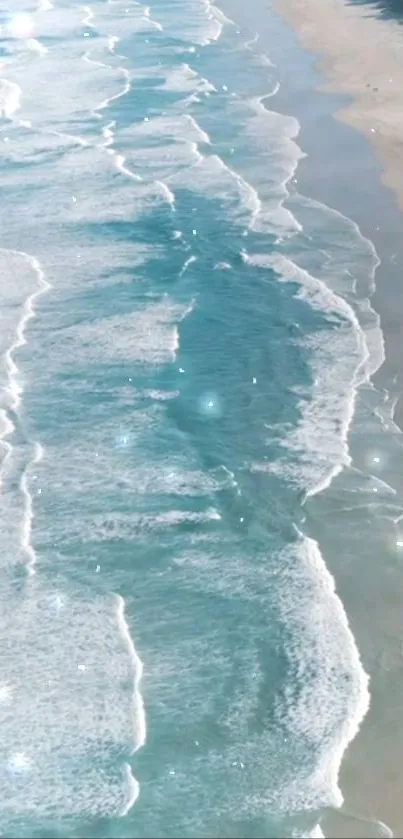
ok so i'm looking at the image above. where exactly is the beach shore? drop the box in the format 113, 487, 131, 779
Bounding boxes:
220, 0, 403, 835
272, 0, 403, 210
272, 0, 403, 433
270, 2, 403, 836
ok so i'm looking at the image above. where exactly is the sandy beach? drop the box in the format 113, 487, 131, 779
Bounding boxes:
272, 0, 403, 210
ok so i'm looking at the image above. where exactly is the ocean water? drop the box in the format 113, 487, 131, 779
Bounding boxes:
0, 1, 402, 837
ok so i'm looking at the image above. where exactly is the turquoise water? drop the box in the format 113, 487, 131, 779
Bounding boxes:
0, 1, 402, 837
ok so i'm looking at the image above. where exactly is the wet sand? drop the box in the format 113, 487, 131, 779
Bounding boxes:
272, 0, 403, 210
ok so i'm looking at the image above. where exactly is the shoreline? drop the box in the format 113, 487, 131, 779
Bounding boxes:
271, 0, 403, 209
271, 0, 403, 432
219, 0, 403, 835
264, 2, 403, 836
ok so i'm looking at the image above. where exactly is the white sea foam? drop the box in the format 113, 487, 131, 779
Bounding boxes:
108, 35, 119, 53
119, 138, 202, 179
0, 42, 128, 133
80, 0, 162, 39
116, 594, 146, 751
0, 584, 144, 823
243, 32, 260, 51
61, 509, 221, 545
115, 66, 299, 237
82, 6, 95, 28
113, 152, 142, 181
243, 250, 371, 495
159, 64, 216, 94
180, 255, 197, 276
2, 137, 167, 238
274, 531, 370, 811
207, 0, 235, 30
167, 153, 261, 227
118, 112, 211, 188
0, 79, 21, 119
31, 440, 231, 509
49, 298, 193, 367
290, 191, 384, 376
27, 38, 48, 55
141, 0, 225, 44
138, 529, 369, 831
219, 93, 303, 234
20, 442, 43, 575
129, 113, 211, 145
142, 6, 164, 31
77, 10, 159, 199
0, 250, 50, 574
1, 251, 51, 413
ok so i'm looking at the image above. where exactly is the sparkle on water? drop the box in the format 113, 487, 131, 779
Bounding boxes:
198, 392, 222, 418
0, 684, 13, 704
115, 428, 131, 448
8, 752, 31, 773
53, 593, 64, 610
8, 13, 34, 39
365, 449, 388, 471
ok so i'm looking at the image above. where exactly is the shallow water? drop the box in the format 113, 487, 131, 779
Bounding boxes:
0, 1, 402, 837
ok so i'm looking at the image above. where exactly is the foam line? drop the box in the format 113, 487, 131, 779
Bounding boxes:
80, 10, 145, 188
115, 595, 146, 815
20, 442, 44, 576
0, 79, 21, 120
2, 253, 51, 414
114, 153, 142, 181
82, 6, 95, 28
116, 595, 146, 752
179, 255, 197, 276
143, 6, 163, 31
27, 39, 48, 56
108, 35, 120, 54
0, 250, 51, 575
291, 529, 371, 813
